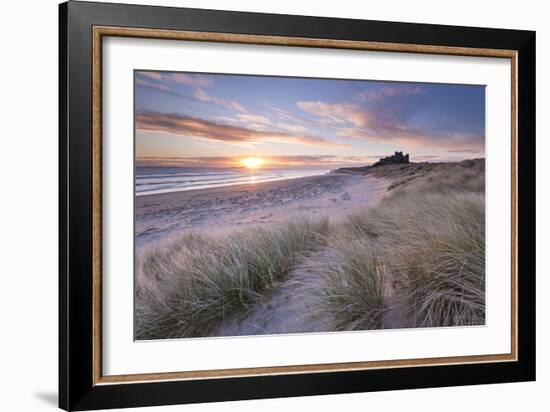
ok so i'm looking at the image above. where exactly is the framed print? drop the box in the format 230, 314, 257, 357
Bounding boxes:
59, 1, 536, 410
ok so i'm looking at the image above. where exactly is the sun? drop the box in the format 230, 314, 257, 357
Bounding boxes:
240, 157, 264, 169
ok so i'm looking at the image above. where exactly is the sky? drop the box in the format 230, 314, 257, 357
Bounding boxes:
135, 70, 485, 169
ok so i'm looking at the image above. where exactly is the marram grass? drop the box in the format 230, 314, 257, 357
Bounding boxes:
136, 218, 330, 339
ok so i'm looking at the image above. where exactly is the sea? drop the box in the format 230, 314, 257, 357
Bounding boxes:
135, 167, 332, 196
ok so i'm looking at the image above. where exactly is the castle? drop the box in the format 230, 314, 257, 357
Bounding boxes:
372, 151, 409, 167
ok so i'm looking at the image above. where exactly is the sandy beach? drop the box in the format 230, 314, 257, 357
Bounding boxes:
135, 172, 389, 251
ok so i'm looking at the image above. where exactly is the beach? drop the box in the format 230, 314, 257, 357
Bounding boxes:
135, 172, 389, 251
135, 160, 486, 339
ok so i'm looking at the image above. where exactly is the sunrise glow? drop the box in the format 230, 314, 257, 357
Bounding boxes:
240, 157, 264, 169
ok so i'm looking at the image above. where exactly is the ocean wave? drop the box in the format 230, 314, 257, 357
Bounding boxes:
135, 168, 330, 196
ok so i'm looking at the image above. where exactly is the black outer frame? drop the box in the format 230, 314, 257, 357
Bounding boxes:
59, 1, 536, 410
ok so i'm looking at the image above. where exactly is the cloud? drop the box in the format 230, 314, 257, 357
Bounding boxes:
236, 113, 272, 125
296, 101, 371, 127
337, 127, 484, 151
193, 88, 247, 112
297, 86, 425, 128
136, 154, 377, 168
447, 148, 484, 153
219, 113, 310, 134
271, 107, 321, 126
137, 71, 247, 113
136, 111, 347, 148
138, 72, 163, 81
170, 73, 213, 88
360, 85, 424, 101
139, 71, 213, 88
136, 78, 170, 91
297, 84, 483, 151
276, 123, 308, 133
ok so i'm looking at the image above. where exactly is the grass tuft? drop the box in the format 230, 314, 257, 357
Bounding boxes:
299, 238, 388, 331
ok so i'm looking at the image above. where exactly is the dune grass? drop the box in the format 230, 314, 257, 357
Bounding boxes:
306, 159, 485, 330
136, 218, 330, 339
136, 158, 485, 338
328, 190, 485, 329
297, 238, 389, 331
366, 158, 485, 194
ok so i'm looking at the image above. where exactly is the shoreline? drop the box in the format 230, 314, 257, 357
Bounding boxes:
135, 173, 390, 250
136, 170, 334, 199
136, 169, 332, 197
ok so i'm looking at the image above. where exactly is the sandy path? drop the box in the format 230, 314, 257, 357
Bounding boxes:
215, 267, 327, 336
216, 248, 342, 336
216, 255, 410, 337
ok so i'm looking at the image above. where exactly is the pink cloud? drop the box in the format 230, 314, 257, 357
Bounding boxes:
236, 113, 272, 125
136, 111, 347, 148
136, 78, 170, 91
297, 84, 483, 152
360, 85, 424, 101
337, 127, 484, 151
276, 123, 308, 133
193, 88, 246, 113
296, 101, 372, 127
139, 71, 213, 88
136, 154, 378, 168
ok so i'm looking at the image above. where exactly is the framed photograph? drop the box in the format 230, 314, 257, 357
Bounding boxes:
59, 1, 536, 410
